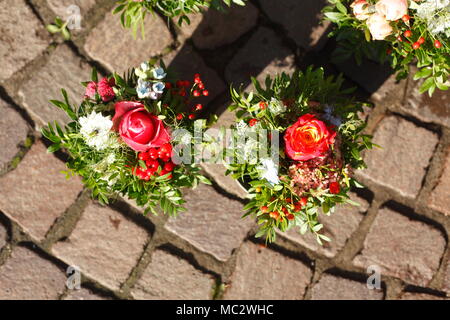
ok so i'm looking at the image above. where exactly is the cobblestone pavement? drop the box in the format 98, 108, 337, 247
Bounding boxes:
0, 0, 449, 300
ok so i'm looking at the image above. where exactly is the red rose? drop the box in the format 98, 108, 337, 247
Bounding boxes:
284, 114, 336, 161
97, 77, 116, 102
112, 101, 170, 152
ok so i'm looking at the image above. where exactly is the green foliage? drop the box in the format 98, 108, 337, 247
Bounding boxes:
227, 67, 374, 243
324, 0, 450, 96
46, 17, 71, 40
113, 0, 247, 38
42, 62, 211, 217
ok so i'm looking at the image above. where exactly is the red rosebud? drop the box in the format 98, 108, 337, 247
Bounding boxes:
176, 113, 184, 120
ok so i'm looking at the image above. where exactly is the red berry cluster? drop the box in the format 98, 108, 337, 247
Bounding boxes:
396, 16, 442, 50
261, 196, 309, 222
132, 143, 175, 181
171, 73, 209, 122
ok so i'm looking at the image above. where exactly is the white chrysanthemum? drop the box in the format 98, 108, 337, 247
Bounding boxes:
268, 98, 287, 115
79, 112, 113, 151
257, 158, 280, 185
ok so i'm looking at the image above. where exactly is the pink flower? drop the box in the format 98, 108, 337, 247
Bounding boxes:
84, 81, 97, 99
351, 0, 370, 20
366, 13, 393, 40
375, 0, 408, 21
112, 101, 170, 152
97, 78, 116, 102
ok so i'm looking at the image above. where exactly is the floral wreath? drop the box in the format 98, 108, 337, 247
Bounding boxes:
42, 61, 213, 216
324, 0, 450, 96
114, 0, 247, 37
226, 67, 376, 243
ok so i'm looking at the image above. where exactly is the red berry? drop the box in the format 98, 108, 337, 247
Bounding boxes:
269, 211, 280, 220
176, 80, 184, 87
194, 73, 201, 79
164, 162, 175, 172
165, 82, 172, 89
397, 35, 403, 42
160, 156, 170, 163
202, 90, 209, 96
329, 182, 340, 194
198, 83, 205, 90
179, 90, 186, 97
193, 90, 201, 97
160, 143, 172, 155
176, 113, 184, 120
195, 104, 203, 111
138, 152, 149, 161
299, 197, 308, 207
189, 114, 195, 120
404, 30, 412, 37
287, 213, 295, 221
261, 206, 269, 213
418, 37, 425, 45
259, 101, 267, 109
183, 80, 190, 87
159, 169, 167, 176
194, 78, 202, 84
402, 14, 410, 22
148, 148, 159, 160
285, 198, 292, 203
412, 42, 421, 50
249, 119, 258, 127
145, 159, 159, 170
434, 40, 442, 48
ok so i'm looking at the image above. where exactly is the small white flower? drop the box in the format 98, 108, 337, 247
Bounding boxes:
257, 158, 280, 185
268, 98, 287, 115
140, 62, 150, 72
79, 112, 113, 151
152, 82, 165, 94
152, 67, 167, 80
235, 120, 249, 135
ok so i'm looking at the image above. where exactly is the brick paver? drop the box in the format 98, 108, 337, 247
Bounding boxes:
428, 147, 450, 216
64, 287, 109, 300
357, 116, 438, 198
131, 249, 215, 300
0, 0, 50, 81
310, 274, 383, 300
402, 75, 450, 128
223, 242, 312, 299
18, 45, 92, 127
353, 207, 446, 287
225, 27, 295, 90
47, 0, 97, 19
0, 222, 7, 250
52, 202, 149, 291
400, 292, 445, 300
180, 4, 258, 49
281, 193, 369, 257
0, 98, 29, 170
84, 12, 172, 73
0, 246, 67, 300
258, 0, 330, 51
165, 184, 254, 262
0, 141, 83, 241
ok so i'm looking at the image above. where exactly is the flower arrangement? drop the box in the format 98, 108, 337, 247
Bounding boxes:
42, 61, 213, 216
324, 0, 450, 96
113, 0, 247, 37
226, 68, 375, 243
